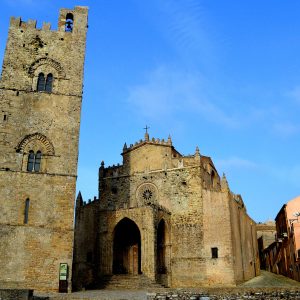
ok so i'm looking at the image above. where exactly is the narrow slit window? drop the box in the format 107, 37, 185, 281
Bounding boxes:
37, 73, 45, 91
211, 247, 218, 259
24, 198, 30, 224
45, 74, 53, 92
211, 170, 216, 187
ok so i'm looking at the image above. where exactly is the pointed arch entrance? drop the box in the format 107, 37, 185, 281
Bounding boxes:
157, 219, 167, 274
113, 218, 141, 275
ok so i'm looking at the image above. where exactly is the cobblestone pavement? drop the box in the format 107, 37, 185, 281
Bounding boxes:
35, 289, 148, 300
239, 270, 300, 287
35, 271, 300, 300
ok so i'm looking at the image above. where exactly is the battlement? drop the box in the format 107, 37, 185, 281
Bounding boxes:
122, 135, 173, 154
10, 17, 52, 30
99, 161, 124, 178
83, 196, 99, 206
9, 6, 88, 33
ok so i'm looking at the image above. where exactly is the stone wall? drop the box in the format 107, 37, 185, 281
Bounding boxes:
229, 194, 259, 283
256, 221, 276, 249
73, 135, 259, 289
0, 289, 33, 300
257, 221, 276, 270
72, 198, 101, 291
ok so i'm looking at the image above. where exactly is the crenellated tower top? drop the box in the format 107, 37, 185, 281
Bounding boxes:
9, 6, 88, 33
1, 6, 88, 94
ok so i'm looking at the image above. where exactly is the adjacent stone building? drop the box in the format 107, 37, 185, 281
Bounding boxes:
263, 196, 300, 281
73, 133, 259, 290
257, 221, 276, 269
0, 7, 88, 292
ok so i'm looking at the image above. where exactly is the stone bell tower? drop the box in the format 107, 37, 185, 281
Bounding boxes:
0, 7, 88, 292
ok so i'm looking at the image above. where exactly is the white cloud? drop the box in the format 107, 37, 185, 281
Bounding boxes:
152, 0, 216, 65
215, 157, 258, 170
127, 65, 237, 127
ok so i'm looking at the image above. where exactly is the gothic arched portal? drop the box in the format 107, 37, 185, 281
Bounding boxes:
113, 218, 141, 275
157, 219, 167, 274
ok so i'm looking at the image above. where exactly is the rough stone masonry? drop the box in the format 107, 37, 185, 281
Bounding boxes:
0, 6, 88, 292
73, 131, 259, 289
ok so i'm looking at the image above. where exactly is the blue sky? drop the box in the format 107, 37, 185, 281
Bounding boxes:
1, 0, 300, 222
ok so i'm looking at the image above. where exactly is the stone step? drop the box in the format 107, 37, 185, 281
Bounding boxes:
98, 274, 165, 290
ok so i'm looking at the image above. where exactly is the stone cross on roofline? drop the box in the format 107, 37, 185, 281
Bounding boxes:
144, 125, 150, 141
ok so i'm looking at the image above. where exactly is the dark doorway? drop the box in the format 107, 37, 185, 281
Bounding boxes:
157, 219, 167, 274
113, 218, 141, 274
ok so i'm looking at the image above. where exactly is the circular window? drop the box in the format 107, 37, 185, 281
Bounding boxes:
136, 183, 158, 205
142, 189, 153, 200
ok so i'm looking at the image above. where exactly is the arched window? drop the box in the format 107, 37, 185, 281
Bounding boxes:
37, 73, 45, 91
27, 151, 42, 172
27, 150, 35, 172
35, 151, 42, 172
65, 13, 74, 32
211, 170, 216, 187
36, 73, 53, 92
24, 198, 30, 224
157, 219, 167, 274
45, 74, 53, 92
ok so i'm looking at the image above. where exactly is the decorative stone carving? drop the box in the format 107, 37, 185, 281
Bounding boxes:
136, 182, 158, 205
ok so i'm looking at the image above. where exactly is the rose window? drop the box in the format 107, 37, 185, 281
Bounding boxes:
143, 189, 153, 200
136, 183, 158, 205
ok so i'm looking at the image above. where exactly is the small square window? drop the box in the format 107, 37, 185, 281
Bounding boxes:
211, 247, 218, 259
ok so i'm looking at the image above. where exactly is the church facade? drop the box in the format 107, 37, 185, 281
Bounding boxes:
73, 132, 259, 290
0, 7, 259, 293
0, 7, 88, 292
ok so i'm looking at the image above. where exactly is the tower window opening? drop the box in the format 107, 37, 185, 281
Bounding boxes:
27, 150, 35, 172
45, 74, 53, 92
35, 151, 42, 172
27, 150, 42, 172
65, 13, 74, 32
37, 73, 53, 93
3, 114, 7, 121
211, 247, 218, 259
211, 170, 216, 188
24, 198, 30, 224
37, 73, 45, 91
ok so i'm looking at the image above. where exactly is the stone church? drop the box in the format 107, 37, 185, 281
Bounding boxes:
0, 6, 259, 293
72, 131, 259, 290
